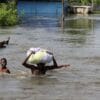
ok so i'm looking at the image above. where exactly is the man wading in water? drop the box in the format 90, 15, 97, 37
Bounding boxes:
22, 52, 70, 75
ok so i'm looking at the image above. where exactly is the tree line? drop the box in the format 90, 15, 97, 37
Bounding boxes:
67, 0, 100, 5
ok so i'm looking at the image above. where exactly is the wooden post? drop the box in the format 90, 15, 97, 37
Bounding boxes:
61, 0, 64, 29
62, 0, 64, 21
91, 0, 94, 10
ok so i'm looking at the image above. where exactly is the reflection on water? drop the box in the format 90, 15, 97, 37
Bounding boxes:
65, 18, 92, 29
62, 16, 93, 46
0, 1, 100, 99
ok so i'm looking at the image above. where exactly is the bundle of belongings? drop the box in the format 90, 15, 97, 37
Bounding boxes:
27, 47, 53, 64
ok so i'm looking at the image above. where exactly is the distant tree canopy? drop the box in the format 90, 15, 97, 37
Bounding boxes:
0, 0, 62, 3
0, 0, 17, 4
67, 0, 100, 5
18, 0, 61, 2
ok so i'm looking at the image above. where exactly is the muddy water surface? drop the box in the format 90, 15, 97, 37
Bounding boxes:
0, 2, 100, 100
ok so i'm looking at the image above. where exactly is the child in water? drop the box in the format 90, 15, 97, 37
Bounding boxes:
0, 58, 10, 74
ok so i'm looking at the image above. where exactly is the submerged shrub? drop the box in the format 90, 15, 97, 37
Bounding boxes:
0, 1, 19, 26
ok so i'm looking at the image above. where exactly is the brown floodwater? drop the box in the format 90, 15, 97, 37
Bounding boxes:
0, 2, 100, 100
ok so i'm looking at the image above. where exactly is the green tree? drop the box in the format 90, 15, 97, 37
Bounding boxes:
67, 0, 100, 5
0, 1, 18, 26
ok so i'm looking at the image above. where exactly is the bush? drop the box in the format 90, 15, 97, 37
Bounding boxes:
0, 1, 19, 26
68, 0, 100, 5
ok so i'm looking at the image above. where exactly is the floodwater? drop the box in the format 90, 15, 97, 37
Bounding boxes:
0, 1, 100, 100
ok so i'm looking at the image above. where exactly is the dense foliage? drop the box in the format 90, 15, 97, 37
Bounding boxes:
67, 0, 100, 5
0, 1, 18, 26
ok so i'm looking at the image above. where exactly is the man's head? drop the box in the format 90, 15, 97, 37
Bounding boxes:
37, 63, 45, 69
0, 58, 7, 67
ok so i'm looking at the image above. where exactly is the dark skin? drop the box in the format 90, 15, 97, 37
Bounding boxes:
22, 52, 70, 75
0, 37, 10, 48
0, 58, 10, 74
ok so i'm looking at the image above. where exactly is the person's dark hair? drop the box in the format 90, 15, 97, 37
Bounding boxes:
37, 63, 45, 66
1, 58, 7, 63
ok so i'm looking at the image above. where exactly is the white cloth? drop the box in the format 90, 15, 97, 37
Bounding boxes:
40, 52, 53, 63
27, 47, 41, 56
